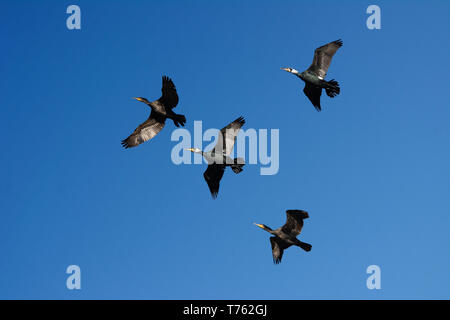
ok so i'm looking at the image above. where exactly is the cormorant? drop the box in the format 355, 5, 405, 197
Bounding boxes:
121, 76, 186, 148
254, 210, 312, 264
186, 117, 245, 199
282, 39, 343, 111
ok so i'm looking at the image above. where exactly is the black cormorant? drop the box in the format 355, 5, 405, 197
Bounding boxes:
254, 210, 312, 264
186, 117, 245, 199
282, 39, 343, 111
121, 76, 186, 148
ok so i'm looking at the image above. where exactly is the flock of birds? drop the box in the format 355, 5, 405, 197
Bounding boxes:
121, 39, 343, 264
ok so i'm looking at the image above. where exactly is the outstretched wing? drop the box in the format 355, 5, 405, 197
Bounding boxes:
121, 111, 166, 148
270, 237, 290, 264
212, 116, 245, 155
307, 39, 343, 79
282, 210, 309, 237
303, 83, 322, 111
158, 75, 179, 109
203, 164, 225, 199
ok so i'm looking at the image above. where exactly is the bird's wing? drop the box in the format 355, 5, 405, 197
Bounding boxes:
121, 111, 166, 148
270, 237, 290, 264
158, 75, 179, 109
303, 83, 322, 111
307, 39, 343, 79
212, 116, 245, 155
203, 164, 225, 199
282, 210, 309, 237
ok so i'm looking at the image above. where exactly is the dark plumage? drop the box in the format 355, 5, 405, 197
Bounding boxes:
121, 76, 186, 148
255, 210, 312, 264
282, 39, 343, 111
186, 117, 245, 199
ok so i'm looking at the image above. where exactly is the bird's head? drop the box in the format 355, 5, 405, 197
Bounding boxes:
186, 147, 202, 154
281, 67, 299, 75
133, 97, 150, 104
253, 223, 272, 232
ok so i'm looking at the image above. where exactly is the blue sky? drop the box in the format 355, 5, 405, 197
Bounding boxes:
0, 0, 449, 299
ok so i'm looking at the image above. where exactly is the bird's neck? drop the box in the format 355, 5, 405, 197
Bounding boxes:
265, 227, 274, 233
290, 69, 304, 81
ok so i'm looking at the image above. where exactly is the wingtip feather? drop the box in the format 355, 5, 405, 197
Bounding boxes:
235, 116, 245, 125
121, 139, 129, 149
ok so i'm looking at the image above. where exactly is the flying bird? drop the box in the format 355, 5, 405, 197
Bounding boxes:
254, 210, 312, 264
282, 39, 343, 111
121, 76, 186, 148
186, 117, 245, 199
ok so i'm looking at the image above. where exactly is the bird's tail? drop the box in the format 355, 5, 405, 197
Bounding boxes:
231, 158, 245, 174
297, 240, 312, 252
172, 113, 186, 127
325, 79, 340, 98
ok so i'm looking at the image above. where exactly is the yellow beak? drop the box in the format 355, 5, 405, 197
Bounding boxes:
281, 68, 290, 72
133, 97, 142, 101
253, 223, 264, 229
185, 148, 195, 152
